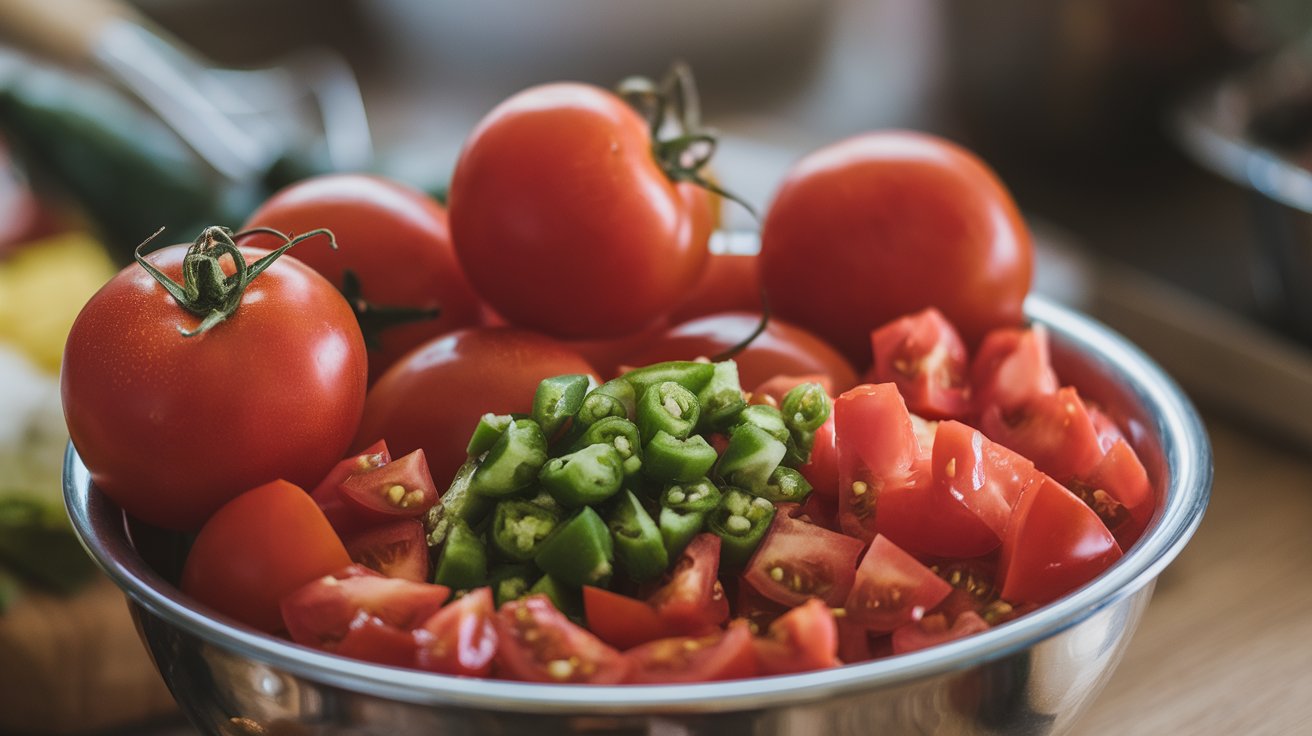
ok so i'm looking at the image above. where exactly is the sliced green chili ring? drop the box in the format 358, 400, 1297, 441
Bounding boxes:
577, 378, 636, 426
466, 412, 513, 457
489, 563, 538, 608
781, 382, 831, 433
572, 415, 643, 478
490, 500, 562, 562
697, 359, 747, 431
529, 575, 581, 619
659, 506, 705, 559
425, 459, 491, 547
717, 423, 787, 490
533, 506, 614, 588
532, 374, 590, 438
469, 419, 548, 497
432, 518, 488, 590
621, 360, 715, 398
783, 430, 816, 467
538, 443, 625, 507
604, 489, 669, 583
636, 381, 700, 440
643, 431, 718, 483
524, 488, 565, 515
737, 404, 791, 445
661, 476, 722, 515
707, 488, 776, 571
749, 466, 814, 504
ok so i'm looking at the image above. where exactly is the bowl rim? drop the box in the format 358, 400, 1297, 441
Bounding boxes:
63, 293, 1212, 714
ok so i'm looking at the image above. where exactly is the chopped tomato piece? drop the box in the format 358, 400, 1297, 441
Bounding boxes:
844, 535, 952, 633
891, 610, 990, 655
754, 598, 840, 675
311, 440, 391, 535
734, 577, 790, 632
416, 587, 499, 676
875, 478, 1000, 558
834, 383, 924, 541
626, 621, 757, 683
970, 325, 1058, 416
647, 534, 730, 635
930, 420, 1039, 539
743, 513, 864, 607
583, 586, 670, 651
493, 595, 630, 683
1077, 438, 1154, 547
1086, 404, 1128, 453
344, 519, 430, 582
339, 448, 440, 523
979, 386, 1105, 482
867, 308, 970, 420
837, 617, 876, 664
333, 616, 422, 668
999, 477, 1123, 605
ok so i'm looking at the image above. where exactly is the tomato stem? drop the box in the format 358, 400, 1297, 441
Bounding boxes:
338, 269, 440, 351
709, 290, 771, 362
134, 225, 336, 337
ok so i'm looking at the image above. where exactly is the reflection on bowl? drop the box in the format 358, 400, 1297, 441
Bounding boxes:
64, 294, 1210, 736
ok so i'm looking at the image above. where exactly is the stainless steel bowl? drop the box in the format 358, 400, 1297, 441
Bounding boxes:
64, 295, 1211, 736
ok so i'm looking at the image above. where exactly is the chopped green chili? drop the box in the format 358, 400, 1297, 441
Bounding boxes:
532, 374, 590, 438
490, 500, 562, 562
620, 360, 715, 397
577, 378, 636, 427
605, 489, 668, 583
466, 412, 513, 457
432, 518, 488, 590
636, 381, 701, 440
717, 423, 787, 490
643, 431, 718, 483
697, 359, 747, 431
538, 443, 626, 507
707, 488, 775, 571
469, 419, 548, 497
533, 507, 614, 588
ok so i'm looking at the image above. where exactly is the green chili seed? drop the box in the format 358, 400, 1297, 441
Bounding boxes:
469, 419, 549, 497
577, 378, 636, 426
620, 360, 716, 398
717, 423, 787, 490
533, 507, 614, 588
490, 500, 562, 562
532, 374, 590, 438
643, 431, 718, 483
604, 489, 669, 583
538, 443, 625, 507
751, 466, 813, 504
432, 518, 488, 590
697, 359, 747, 431
660, 477, 722, 515
636, 381, 701, 440
707, 488, 775, 571
488, 563, 538, 608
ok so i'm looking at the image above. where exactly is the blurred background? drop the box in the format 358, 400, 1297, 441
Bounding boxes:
2, 0, 1312, 733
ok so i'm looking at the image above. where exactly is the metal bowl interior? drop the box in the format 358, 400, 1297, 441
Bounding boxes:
63, 294, 1211, 720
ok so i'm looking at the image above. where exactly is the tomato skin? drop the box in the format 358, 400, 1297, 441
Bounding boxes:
930, 420, 1038, 540
799, 413, 838, 500
833, 383, 924, 541
743, 513, 864, 608
241, 174, 483, 379
356, 327, 597, 487
312, 441, 392, 537
62, 245, 367, 531
891, 611, 989, 655
760, 131, 1032, 365
449, 82, 709, 339
668, 251, 762, 325
999, 477, 1123, 606
980, 386, 1105, 483
583, 586, 670, 651
970, 325, 1058, 417
647, 533, 731, 635
626, 621, 757, 684
416, 587, 499, 677
182, 480, 352, 633
753, 598, 840, 675
625, 311, 858, 393
844, 535, 953, 633
493, 595, 630, 683
866, 308, 970, 420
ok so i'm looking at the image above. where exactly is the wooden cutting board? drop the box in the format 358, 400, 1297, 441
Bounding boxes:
0, 575, 178, 735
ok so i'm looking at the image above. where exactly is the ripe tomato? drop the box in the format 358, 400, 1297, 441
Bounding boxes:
867, 308, 970, 420
1079, 438, 1154, 547
998, 477, 1123, 605
833, 383, 924, 540
979, 386, 1105, 483
970, 325, 1058, 417
625, 311, 858, 396
668, 251, 762, 325
844, 535, 952, 633
449, 82, 712, 339
493, 595, 630, 683
930, 420, 1038, 540
311, 441, 392, 536
891, 611, 989, 655
62, 237, 367, 530
337, 449, 439, 524
241, 174, 483, 379
181, 480, 352, 632
743, 513, 864, 608
799, 413, 838, 500
356, 327, 596, 487
759, 131, 1032, 365
280, 564, 450, 667
626, 621, 757, 684
647, 533, 730, 635
344, 519, 431, 582
753, 598, 840, 675
416, 587, 499, 676
583, 586, 670, 651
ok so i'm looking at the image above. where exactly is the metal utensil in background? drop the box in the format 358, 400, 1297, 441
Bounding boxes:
0, 0, 372, 182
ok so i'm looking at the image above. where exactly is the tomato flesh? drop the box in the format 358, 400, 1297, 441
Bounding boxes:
344, 519, 431, 582
648, 534, 731, 635
743, 513, 864, 608
754, 598, 840, 675
867, 308, 970, 420
583, 586, 670, 651
339, 448, 439, 522
416, 587, 499, 676
969, 325, 1058, 416
980, 386, 1104, 483
312, 440, 391, 535
626, 622, 757, 684
493, 595, 630, 683
834, 383, 924, 541
845, 535, 953, 633
930, 420, 1038, 540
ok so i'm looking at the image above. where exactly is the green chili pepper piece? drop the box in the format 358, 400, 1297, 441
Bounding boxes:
636, 381, 701, 441
697, 360, 747, 431
532, 374, 590, 438
533, 507, 614, 588
466, 412, 513, 457
658, 506, 706, 559
717, 423, 787, 490
707, 488, 776, 571
577, 378, 636, 426
432, 518, 488, 590
490, 500, 562, 562
661, 477, 722, 515
469, 419, 549, 497
489, 563, 538, 608
571, 416, 643, 476
426, 459, 492, 547
643, 431, 718, 483
538, 443, 626, 507
621, 361, 716, 398
605, 489, 669, 583
781, 382, 831, 433
529, 574, 581, 619
750, 466, 814, 504
737, 404, 791, 445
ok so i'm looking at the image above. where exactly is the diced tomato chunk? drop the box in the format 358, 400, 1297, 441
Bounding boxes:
647, 534, 731, 635
979, 386, 1105, 482
339, 449, 440, 523
583, 586, 670, 651
891, 610, 990, 655
626, 621, 757, 683
493, 595, 629, 683
834, 383, 924, 541
930, 420, 1039, 539
753, 598, 840, 675
867, 308, 971, 420
344, 519, 430, 582
311, 441, 391, 535
416, 587, 499, 676
743, 513, 864, 607
970, 325, 1058, 416
844, 535, 952, 633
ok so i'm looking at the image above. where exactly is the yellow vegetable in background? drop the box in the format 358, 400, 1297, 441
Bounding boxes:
0, 233, 115, 373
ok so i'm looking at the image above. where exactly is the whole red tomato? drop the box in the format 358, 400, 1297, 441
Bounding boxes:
759, 131, 1033, 366
448, 83, 713, 339
240, 174, 483, 380
623, 311, 858, 393
355, 327, 597, 486
62, 228, 368, 530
